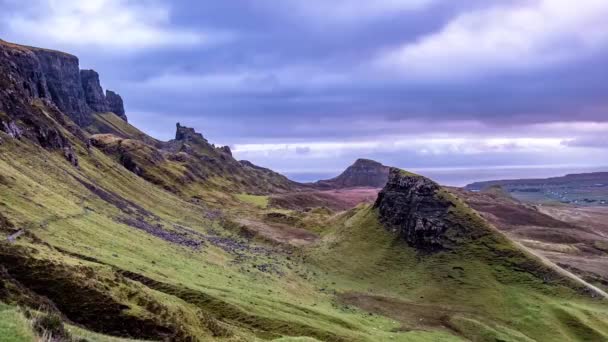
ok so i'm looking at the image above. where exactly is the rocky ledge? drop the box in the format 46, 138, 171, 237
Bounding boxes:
374, 168, 486, 252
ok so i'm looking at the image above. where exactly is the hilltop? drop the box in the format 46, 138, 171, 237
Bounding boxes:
1, 39, 608, 341
314, 158, 390, 189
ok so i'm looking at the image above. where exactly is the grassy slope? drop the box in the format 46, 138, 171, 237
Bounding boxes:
86, 112, 158, 144
0, 304, 35, 342
236, 194, 270, 209
308, 205, 608, 341
0, 131, 459, 341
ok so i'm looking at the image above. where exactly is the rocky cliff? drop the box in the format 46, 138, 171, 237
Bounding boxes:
0, 40, 126, 128
374, 168, 487, 251
316, 158, 390, 189
31, 46, 92, 125
105, 90, 127, 121
80, 69, 109, 113
0, 40, 82, 165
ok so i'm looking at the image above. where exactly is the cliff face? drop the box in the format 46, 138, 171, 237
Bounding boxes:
0, 40, 126, 128
374, 168, 487, 252
316, 158, 390, 189
80, 69, 109, 113
105, 90, 127, 121
32, 48, 92, 126
0, 41, 82, 165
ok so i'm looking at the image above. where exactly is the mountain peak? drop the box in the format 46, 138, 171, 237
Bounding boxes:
315, 158, 390, 189
352, 158, 383, 166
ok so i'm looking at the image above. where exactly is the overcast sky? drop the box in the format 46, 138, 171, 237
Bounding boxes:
1, 0, 607, 183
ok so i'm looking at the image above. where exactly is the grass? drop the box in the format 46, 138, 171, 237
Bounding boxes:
236, 193, 270, 208
86, 112, 154, 143
0, 304, 36, 342
308, 206, 608, 341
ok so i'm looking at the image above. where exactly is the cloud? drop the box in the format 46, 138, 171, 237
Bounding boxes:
260, 0, 437, 25
233, 136, 565, 159
134, 67, 351, 95
2, 0, 225, 51
562, 136, 608, 148
375, 0, 608, 80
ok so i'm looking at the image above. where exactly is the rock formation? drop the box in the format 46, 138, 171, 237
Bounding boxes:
175, 123, 208, 144
0, 40, 81, 165
218, 145, 232, 156
374, 168, 486, 252
105, 90, 127, 121
80, 70, 109, 113
0, 40, 126, 129
316, 158, 390, 189
32, 47, 92, 126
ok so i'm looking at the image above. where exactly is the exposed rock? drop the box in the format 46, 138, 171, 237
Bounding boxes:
80, 69, 109, 113
374, 168, 485, 252
218, 145, 232, 156
31, 48, 92, 126
0, 40, 126, 128
105, 90, 127, 121
175, 123, 208, 144
2, 120, 22, 139
316, 158, 390, 189
63, 145, 79, 167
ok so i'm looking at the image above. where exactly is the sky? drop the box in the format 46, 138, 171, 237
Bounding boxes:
1, 0, 607, 184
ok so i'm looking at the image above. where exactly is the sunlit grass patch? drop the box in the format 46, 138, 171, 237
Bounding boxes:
0, 304, 36, 342
236, 193, 269, 208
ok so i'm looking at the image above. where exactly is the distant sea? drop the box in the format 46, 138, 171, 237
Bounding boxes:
283, 165, 608, 187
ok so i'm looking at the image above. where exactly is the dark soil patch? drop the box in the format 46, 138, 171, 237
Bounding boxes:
270, 188, 379, 211
0, 211, 16, 233
237, 218, 319, 247
264, 212, 302, 226
338, 292, 466, 333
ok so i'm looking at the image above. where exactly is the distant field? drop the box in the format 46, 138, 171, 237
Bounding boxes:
466, 172, 608, 206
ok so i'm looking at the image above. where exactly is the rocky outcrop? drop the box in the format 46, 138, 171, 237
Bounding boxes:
175, 123, 208, 144
0, 41, 79, 165
374, 168, 486, 252
316, 159, 390, 189
218, 145, 232, 156
0, 40, 127, 129
105, 90, 127, 121
80, 70, 109, 113
32, 48, 92, 126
